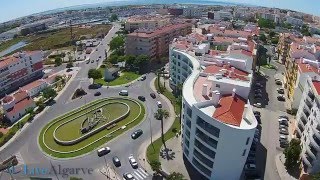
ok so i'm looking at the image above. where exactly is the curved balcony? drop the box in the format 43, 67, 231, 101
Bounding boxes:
296, 125, 302, 137
309, 132, 320, 151
301, 153, 313, 167
306, 144, 317, 160
312, 125, 320, 140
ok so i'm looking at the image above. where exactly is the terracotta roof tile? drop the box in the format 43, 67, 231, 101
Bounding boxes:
313, 81, 320, 95
213, 94, 246, 127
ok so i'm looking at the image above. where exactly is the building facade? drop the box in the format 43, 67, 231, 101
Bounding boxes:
295, 76, 320, 174
124, 15, 172, 32
169, 34, 257, 179
125, 23, 192, 60
0, 51, 44, 97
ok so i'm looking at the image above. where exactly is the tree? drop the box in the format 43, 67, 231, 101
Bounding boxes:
259, 34, 267, 43
42, 87, 57, 100
135, 55, 149, 73
125, 55, 137, 70
109, 14, 118, 22
149, 160, 161, 173
54, 57, 62, 67
167, 172, 185, 180
25, 107, 35, 117
258, 18, 275, 29
108, 54, 119, 64
283, 138, 301, 169
88, 69, 102, 83
109, 36, 124, 51
154, 109, 169, 145
301, 24, 311, 36
269, 31, 276, 38
36, 98, 45, 111
70, 177, 83, 180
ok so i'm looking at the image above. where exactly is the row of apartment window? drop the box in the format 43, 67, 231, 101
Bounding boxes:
196, 117, 220, 138
192, 157, 211, 177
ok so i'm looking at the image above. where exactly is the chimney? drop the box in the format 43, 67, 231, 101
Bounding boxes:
212, 90, 221, 106
202, 84, 208, 96
232, 88, 237, 97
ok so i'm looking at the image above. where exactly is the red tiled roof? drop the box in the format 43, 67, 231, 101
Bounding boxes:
0, 56, 19, 69
203, 64, 249, 81
20, 79, 46, 92
297, 62, 320, 74
13, 90, 29, 102
313, 81, 320, 95
2, 95, 13, 103
213, 94, 246, 127
127, 23, 192, 38
6, 97, 34, 117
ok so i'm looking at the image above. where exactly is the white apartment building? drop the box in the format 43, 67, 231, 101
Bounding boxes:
286, 16, 304, 26
0, 51, 44, 97
169, 39, 257, 179
213, 11, 233, 21
183, 7, 202, 18
260, 12, 281, 24
295, 76, 320, 174
124, 15, 171, 32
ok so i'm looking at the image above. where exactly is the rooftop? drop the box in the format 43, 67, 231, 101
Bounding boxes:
6, 96, 34, 117
213, 94, 246, 127
297, 62, 320, 74
20, 79, 46, 92
203, 64, 249, 81
313, 81, 320, 95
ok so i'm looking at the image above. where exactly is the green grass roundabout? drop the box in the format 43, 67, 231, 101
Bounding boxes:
39, 97, 145, 158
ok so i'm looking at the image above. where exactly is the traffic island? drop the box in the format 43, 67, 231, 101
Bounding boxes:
39, 97, 145, 158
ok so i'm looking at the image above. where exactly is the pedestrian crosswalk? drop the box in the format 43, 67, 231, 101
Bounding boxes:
132, 168, 149, 180
15, 152, 25, 165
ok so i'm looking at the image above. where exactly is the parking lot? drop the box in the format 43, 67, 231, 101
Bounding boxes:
243, 62, 293, 180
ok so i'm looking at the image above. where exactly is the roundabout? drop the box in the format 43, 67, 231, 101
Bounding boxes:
39, 97, 145, 158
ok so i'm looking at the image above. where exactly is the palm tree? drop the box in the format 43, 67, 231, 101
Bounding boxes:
167, 172, 185, 180
154, 109, 169, 147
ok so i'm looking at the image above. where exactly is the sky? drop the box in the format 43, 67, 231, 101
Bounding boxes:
0, 0, 319, 23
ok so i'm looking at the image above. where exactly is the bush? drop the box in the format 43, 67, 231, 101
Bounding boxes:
100, 64, 106, 68
0, 132, 3, 138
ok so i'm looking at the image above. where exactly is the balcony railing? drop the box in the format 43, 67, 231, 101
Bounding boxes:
306, 144, 317, 160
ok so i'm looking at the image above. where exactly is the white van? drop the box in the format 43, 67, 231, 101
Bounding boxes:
119, 90, 128, 96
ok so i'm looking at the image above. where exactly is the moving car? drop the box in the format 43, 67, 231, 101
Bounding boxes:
128, 154, 138, 168
138, 96, 145, 101
140, 75, 146, 81
97, 147, 110, 157
91, 60, 94, 63
113, 156, 121, 167
131, 129, 143, 139
157, 101, 162, 108
150, 93, 156, 99
94, 92, 101, 96
88, 84, 102, 89
123, 173, 136, 180
119, 90, 128, 96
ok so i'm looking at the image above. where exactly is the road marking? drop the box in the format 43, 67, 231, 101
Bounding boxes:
15, 152, 25, 165
133, 171, 143, 180
137, 168, 148, 178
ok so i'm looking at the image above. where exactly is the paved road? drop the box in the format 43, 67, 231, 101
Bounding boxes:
0, 24, 167, 180
252, 61, 287, 180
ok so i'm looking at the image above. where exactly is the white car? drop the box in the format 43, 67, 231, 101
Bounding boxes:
157, 101, 162, 108
280, 135, 288, 140
253, 103, 262, 108
119, 90, 128, 96
128, 154, 138, 168
278, 118, 288, 122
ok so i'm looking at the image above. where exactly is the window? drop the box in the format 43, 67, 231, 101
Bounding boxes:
194, 139, 216, 158
184, 146, 189, 156
242, 149, 246, 156
196, 117, 220, 138
184, 137, 190, 148
186, 118, 191, 128
187, 107, 192, 118
178, 55, 181, 59
216, 84, 220, 88
185, 128, 191, 138
192, 158, 211, 177
196, 128, 218, 149
193, 149, 214, 168
246, 137, 250, 145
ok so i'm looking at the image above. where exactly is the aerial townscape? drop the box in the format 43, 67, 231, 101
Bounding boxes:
0, 1, 320, 180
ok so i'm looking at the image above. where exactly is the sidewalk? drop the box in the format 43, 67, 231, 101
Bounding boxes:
137, 77, 176, 174
275, 154, 298, 180
99, 164, 121, 180
159, 136, 190, 179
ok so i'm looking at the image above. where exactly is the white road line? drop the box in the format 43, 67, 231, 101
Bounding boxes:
133, 171, 143, 180
138, 168, 149, 177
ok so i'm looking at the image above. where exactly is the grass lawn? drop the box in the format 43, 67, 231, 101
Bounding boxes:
94, 70, 140, 86
146, 78, 181, 162
262, 64, 276, 69
39, 97, 145, 158
0, 37, 25, 52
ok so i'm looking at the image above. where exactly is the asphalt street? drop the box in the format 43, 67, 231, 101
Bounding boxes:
0, 23, 166, 180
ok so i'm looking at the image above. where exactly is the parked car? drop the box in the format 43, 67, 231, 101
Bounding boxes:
94, 92, 101, 96
253, 103, 262, 108
89, 84, 102, 89
253, 111, 261, 116
255, 116, 261, 124
86, 60, 90, 64
123, 173, 136, 180
278, 118, 288, 122
279, 125, 288, 130
254, 89, 262, 94
279, 135, 288, 141
113, 156, 121, 167
128, 154, 138, 168
157, 101, 162, 108
277, 88, 284, 94
138, 96, 145, 101
279, 128, 289, 135
150, 93, 156, 99
244, 164, 257, 171
247, 156, 256, 164
276, 80, 282, 85
97, 147, 110, 157
279, 120, 289, 126
131, 129, 143, 139
119, 90, 128, 96
277, 95, 285, 101
279, 115, 288, 120
280, 142, 289, 148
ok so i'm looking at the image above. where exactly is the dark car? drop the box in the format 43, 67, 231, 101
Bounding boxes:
150, 93, 156, 99
280, 141, 289, 148
254, 94, 262, 98
66, 68, 73, 72
279, 120, 289, 126
255, 116, 261, 124
131, 129, 143, 139
277, 96, 285, 101
123, 173, 136, 180
86, 60, 90, 64
278, 89, 284, 94
89, 84, 102, 89
113, 156, 121, 167
94, 92, 101, 96
138, 96, 145, 101
253, 111, 261, 116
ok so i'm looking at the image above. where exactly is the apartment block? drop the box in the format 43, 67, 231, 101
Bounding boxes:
124, 15, 172, 32
295, 76, 320, 174
125, 23, 192, 60
0, 51, 44, 97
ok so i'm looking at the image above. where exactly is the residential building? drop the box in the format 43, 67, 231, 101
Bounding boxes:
124, 15, 172, 32
104, 67, 120, 81
168, 8, 184, 16
182, 7, 202, 18
2, 89, 35, 122
169, 39, 257, 180
0, 51, 44, 97
125, 23, 192, 60
213, 11, 233, 21
20, 79, 48, 97
295, 76, 320, 174
259, 13, 281, 24
286, 16, 304, 27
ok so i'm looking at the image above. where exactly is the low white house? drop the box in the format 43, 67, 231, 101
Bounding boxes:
104, 67, 120, 81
